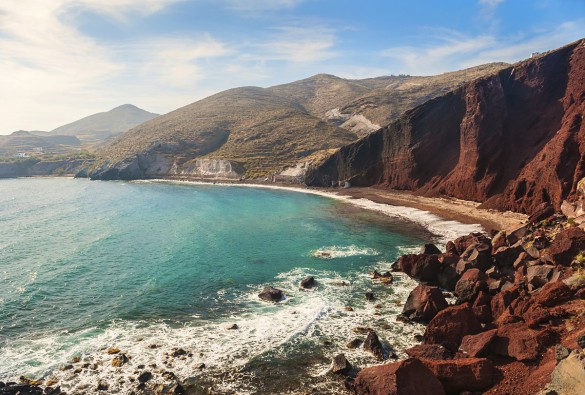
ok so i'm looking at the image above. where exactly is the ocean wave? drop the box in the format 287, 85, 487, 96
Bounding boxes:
311, 245, 380, 259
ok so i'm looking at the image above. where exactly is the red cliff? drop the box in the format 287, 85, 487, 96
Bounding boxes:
306, 39, 585, 214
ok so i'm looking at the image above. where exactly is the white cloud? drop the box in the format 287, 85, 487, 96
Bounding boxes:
249, 26, 337, 63
380, 21, 585, 75
478, 0, 504, 7
225, 0, 304, 13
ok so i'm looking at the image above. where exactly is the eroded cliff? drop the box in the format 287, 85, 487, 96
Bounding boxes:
306, 39, 585, 214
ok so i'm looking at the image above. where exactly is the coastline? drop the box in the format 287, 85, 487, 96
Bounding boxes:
146, 178, 526, 238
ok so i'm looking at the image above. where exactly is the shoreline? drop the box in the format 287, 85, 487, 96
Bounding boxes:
145, 178, 526, 238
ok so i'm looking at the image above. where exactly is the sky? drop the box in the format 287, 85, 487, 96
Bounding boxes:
1, 0, 584, 134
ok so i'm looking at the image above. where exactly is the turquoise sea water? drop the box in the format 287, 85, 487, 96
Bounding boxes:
0, 178, 435, 393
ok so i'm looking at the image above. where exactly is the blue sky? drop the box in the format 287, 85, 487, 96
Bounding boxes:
1, 0, 584, 133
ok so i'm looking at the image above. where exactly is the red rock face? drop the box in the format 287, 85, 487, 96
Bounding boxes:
306, 39, 585, 214
354, 358, 445, 395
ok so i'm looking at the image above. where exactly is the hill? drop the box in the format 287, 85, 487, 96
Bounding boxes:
306, 39, 585, 215
0, 130, 81, 157
86, 64, 507, 181
51, 104, 159, 142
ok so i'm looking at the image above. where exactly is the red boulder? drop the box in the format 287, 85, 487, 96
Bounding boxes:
354, 358, 445, 395
401, 285, 448, 323
424, 304, 482, 352
546, 227, 585, 265
420, 357, 494, 394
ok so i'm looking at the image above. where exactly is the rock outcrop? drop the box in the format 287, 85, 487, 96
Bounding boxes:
306, 39, 585, 215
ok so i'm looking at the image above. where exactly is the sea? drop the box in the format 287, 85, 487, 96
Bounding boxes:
0, 178, 481, 394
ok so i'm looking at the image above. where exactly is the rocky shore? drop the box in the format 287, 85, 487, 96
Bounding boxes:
342, 199, 585, 394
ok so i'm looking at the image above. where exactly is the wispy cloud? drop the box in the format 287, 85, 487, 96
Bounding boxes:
380, 21, 585, 75
225, 0, 304, 13
251, 26, 337, 62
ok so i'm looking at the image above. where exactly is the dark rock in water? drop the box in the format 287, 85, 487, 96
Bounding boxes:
364, 331, 385, 360
300, 276, 315, 289
154, 383, 185, 395
138, 371, 153, 383
45, 386, 62, 395
354, 358, 445, 395
258, 286, 284, 302
194, 363, 206, 369
353, 326, 373, 334
347, 338, 363, 349
0, 384, 43, 395
331, 354, 352, 375
97, 381, 109, 391
172, 348, 188, 357
112, 353, 129, 367
227, 324, 239, 330
365, 292, 375, 301
420, 243, 442, 255
402, 284, 448, 323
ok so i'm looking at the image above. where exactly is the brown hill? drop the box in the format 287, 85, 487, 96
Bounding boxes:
306, 39, 585, 215
87, 65, 508, 181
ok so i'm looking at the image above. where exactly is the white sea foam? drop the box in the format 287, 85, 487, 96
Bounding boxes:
1, 260, 424, 394
311, 245, 379, 259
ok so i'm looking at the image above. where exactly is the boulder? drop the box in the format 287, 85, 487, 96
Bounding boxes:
331, 354, 352, 375
300, 276, 315, 289
526, 265, 557, 289
453, 232, 492, 255
420, 357, 494, 394
491, 285, 521, 320
372, 270, 394, 284
491, 231, 508, 254
365, 292, 376, 301
437, 253, 460, 290
364, 331, 386, 360
401, 285, 448, 323
459, 329, 498, 358
354, 358, 445, 395
454, 269, 488, 304
506, 224, 529, 245
456, 244, 493, 274
545, 349, 585, 395
494, 244, 525, 267
258, 286, 284, 302
471, 291, 493, 323
404, 344, 452, 360
547, 227, 585, 265
138, 371, 153, 383
392, 254, 442, 284
491, 322, 554, 361
347, 338, 363, 349
420, 244, 442, 255
424, 304, 482, 351
445, 241, 458, 255
533, 280, 573, 307
527, 202, 555, 224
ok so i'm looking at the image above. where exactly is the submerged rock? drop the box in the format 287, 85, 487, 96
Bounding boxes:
300, 276, 315, 289
331, 354, 352, 375
364, 331, 385, 360
258, 286, 284, 302
112, 353, 129, 367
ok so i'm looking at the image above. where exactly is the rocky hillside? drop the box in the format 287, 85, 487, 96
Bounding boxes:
86, 65, 506, 181
306, 39, 585, 215
0, 131, 80, 155
51, 104, 159, 142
